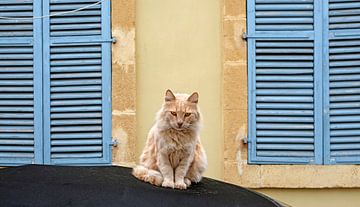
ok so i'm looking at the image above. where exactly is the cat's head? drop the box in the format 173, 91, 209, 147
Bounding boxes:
157, 89, 201, 131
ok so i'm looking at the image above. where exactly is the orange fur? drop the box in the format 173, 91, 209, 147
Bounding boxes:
132, 89, 207, 189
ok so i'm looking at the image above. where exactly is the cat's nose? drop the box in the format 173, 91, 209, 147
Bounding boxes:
177, 122, 183, 128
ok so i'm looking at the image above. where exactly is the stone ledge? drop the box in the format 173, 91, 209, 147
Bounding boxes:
224, 161, 360, 188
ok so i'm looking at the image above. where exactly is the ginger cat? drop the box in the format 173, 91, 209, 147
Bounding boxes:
133, 89, 207, 189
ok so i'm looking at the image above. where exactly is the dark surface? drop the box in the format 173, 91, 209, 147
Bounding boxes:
0, 165, 282, 207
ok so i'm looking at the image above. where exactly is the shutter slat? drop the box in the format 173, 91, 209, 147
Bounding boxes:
0, 113, 33, 119
257, 116, 314, 123
51, 119, 102, 126
256, 96, 313, 103
257, 151, 314, 157
52, 132, 102, 139
330, 81, 360, 88
0, 146, 34, 152
330, 87, 360, 94
330, 95, 360, 102
331, 123, 360, 129
331, 130, 360, 136
0, 100, 33, 106
51, 79, 101, 86
330, 116, 360, 123
51, 140, 102, 146
52, 66, 101, 73
0, 133, 33, 139
256, 11, 313, 17
331, 137, 360, 143
51, 112, 101, 119
330, 68, 360, 75
258, 138, 314, 143
51, 59, 101, 66
256, 89, 313, 95
257, 144, 314, 150
50, 17, 101, 24
0, 87, 33, 92
256, 103, 314, 109
51, 85, 101, 92
51, 72, 101, 79
51, 153, 102, 158
51, 99, 101, 106
330, 74, 360, 81
256, 82, 314, 88
0, 80, 33, 86
257, 69, 313, 74
0, 120, 33, 126
331, 150, 360, 156
257, 123, 314, 130
330, 2, 360, 9
51, 126, 101, 132
330, 102, 360, 108
331, 143, 360, 150
0, 140, 34, 145
51, 92, 102, 99
0, 107, 34, 112
51, 146, 102, 152
257, 130, 314, 137
51, 106, 101, 112
330, 109, 360, 115
0, 153, 33, 158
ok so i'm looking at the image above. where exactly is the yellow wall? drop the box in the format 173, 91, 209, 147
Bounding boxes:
134, 1, 360, 207
136, 0, 222, 179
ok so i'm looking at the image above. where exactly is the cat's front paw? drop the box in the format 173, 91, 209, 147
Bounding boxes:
184, 177, 191, 187
162, 179, 174, 189
175, 180, 187, 190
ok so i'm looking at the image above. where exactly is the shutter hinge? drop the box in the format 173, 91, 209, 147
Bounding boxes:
242, 136, 249, 144
110, 139, 118, 147
112, 37, 117, 44
242, 32, 247, 40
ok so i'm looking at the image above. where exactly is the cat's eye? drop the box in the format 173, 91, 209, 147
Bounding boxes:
170, 111, 177, 116
184, 113, 191, 117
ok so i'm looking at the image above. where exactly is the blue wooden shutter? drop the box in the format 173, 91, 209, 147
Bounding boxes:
248, 0, 323, 164
43, 0, 112, 165
0, 0, 43, 165
324, 0, 360, 164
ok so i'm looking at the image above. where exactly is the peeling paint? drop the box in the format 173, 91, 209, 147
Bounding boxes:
233, 21, 243, 49
236, 125, 246, 176
112, 28, 135, 65
112, 109, 136, 116
112, 128, 128, 162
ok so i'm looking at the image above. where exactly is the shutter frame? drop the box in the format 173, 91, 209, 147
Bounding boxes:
248, 0, 323, 164
0, 0, 43, 165
325, 0, 360, 164
43, 0, 112, 165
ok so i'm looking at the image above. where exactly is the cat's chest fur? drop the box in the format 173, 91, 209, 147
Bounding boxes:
157, 128, 196, 168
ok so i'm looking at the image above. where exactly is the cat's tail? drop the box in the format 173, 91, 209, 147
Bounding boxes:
132, 165, 163, 186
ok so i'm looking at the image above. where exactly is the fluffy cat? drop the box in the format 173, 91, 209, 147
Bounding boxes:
132, 89, 207, 190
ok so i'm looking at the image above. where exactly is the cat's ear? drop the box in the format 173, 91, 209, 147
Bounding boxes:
165, 89, 176, 102
187, 92, 199, 104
